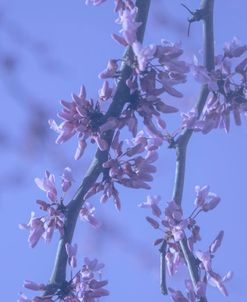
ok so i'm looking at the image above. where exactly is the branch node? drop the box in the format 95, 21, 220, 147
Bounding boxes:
181, 3, 207, 36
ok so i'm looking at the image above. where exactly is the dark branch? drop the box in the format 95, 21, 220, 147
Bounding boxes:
171, 1, 215, 301
159, 240, 168, 295
44, 0, 151, 295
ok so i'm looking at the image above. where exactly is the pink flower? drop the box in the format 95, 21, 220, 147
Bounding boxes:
19, 212, 45, 248
65, 242, 78, 268
138, 195, 161, 217
171, 219, 188, 242
165, 201, 183, 221
74, 139, 87, 160
209, 230, 224, 253
181, 109, 198, 129
208, 271, 229, 297
61, 167, 74, 192
146, 216, 160, 229
202, 193, 220, 212
50, 86, 111, 159
98, 81, 113, 101
98, 59, 119, 79
132, 41, 156, 71
191, 56, 218, 91
184, 39, 247, 134
194, 185, 210, 207
224, 37, 247, 58
48, 119, 76, 144
85, 0, 106, 5
35, 171, 57, 202
17, 293, 31, 302
193, 185, 221, 212
195, 250, 212, 272
116, 6, 141, 45
80, 202, 101, 228
84, 257, 105, 273
23, 280, 46, 291
168, 287, 189, 302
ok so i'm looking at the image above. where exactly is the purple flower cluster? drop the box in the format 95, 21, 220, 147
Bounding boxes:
139, 186, 232, 299
19, 168, 100, 247
49, 86, 119, 160
111, 39, 189, 138
98, 41, 188, 141
18, 254, 109, 302
98, 3, 189, 139
184, 37, 247, 133
84, 130, 160, 210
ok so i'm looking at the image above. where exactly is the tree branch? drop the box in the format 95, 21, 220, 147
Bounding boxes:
44, 0, 151, 294
171, 1, 215, 301
172, 0, 214, 205
159, 240, 168, 295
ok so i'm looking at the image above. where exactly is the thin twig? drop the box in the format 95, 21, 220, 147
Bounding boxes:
173, 1, 214, 204
171, 0, 215, 301
44, 0, 151, 295
159, 240, 168, 295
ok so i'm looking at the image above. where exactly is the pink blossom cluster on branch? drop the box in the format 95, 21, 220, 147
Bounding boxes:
19, 168, 100, 248
140, 186, 232, 300
183, 37, 247, 133
19, 256, 109, 302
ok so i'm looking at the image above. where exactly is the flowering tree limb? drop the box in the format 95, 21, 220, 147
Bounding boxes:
44, 0, 151, 295
171, 1, 215, 301
19, 0, 245, 300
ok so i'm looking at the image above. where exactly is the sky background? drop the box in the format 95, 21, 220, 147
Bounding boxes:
0, 0, 247, 301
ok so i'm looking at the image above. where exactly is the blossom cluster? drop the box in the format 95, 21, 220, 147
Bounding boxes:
49, 85, 119, 160
139, 186, 232, 300
106, 32, 189, 139
84, 130, 161, 210
18, 252, 109, 302
20, 168, 100, 248
108, 1, 189, 138
183, 37, 247, 133
50, 0, 190, 161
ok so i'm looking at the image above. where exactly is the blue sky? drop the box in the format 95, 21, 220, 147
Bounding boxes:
0, 0, 247, 301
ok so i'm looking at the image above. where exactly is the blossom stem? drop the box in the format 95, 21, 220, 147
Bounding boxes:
171, 0, 215, 301
189, 205, 200, 219
159, 240, 168, 295
43, 0, 151, 295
